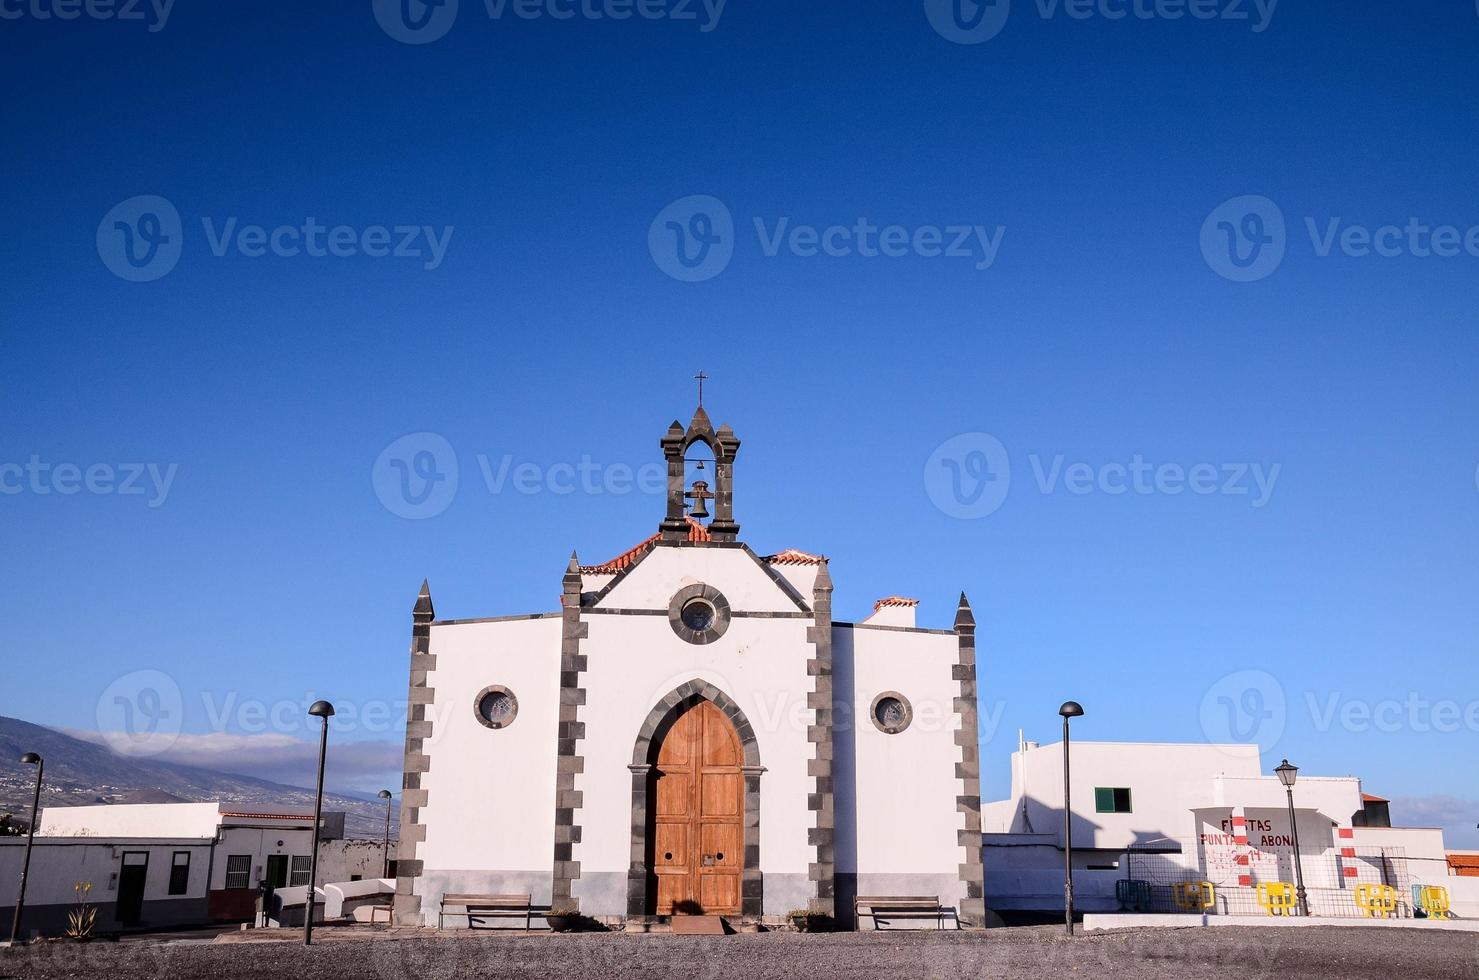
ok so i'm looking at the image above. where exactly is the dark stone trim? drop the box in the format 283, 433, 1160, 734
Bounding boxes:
627, 679, 763, 917
472, 685, 519, 730
832, 622, 958, 636
867, 690, 913, 735
806, 562, 836, 916
551, 555, 588, 908
667, 583, 731, 645
736, 543, 812, 612
952, 593, 986, 929
431, 611, 560, 626
393, 581, 436, 926
584, 607, 812, 619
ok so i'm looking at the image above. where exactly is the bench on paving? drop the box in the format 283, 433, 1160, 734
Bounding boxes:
854, 895, 946, 930
438, 893, 536, 931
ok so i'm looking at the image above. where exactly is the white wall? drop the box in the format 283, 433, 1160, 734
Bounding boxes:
599, 546, 806, 613
417, 616, 563, 879
211, 826, 317, 889
995, 741, 1263, 848
578, 607, 816, 884
39, 802, 222, 840
836, 625, 964, 884
0, 838, 212, 909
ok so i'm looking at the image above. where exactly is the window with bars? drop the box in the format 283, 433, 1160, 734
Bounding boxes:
1095, 787, 1133, 813
224, 854, 252, 890
290, 855, 312, 887
168, 851, 191, 895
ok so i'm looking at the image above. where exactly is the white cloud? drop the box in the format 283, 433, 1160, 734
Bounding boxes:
1389, 795, 1479, 849
70, 728, 401, 794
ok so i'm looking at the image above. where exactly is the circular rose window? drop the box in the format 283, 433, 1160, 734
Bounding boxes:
668, 584, 731, 645
870, 691, 913, 735
474, 685, 519, 730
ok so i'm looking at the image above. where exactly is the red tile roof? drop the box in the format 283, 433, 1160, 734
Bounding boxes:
580, 519, 711, 575
1447, 853, 1479, 875
1362, 793, 1389, 804
580, 523, 823, 576
873, 596, 920, 611
763, 548, 827, 566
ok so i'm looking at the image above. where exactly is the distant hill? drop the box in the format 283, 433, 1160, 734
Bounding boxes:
0, 717, 396, 839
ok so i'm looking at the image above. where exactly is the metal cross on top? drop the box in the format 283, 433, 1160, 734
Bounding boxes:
693, 370, 708, 405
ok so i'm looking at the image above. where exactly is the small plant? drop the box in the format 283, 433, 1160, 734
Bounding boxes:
66, 882, 97, 940
786, 908, 831, 932
548, 902, 580, 917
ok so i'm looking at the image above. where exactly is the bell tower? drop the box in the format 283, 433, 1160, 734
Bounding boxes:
659, 393, 740, 543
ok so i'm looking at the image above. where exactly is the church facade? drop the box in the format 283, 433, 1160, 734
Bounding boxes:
393, 406, 985, 928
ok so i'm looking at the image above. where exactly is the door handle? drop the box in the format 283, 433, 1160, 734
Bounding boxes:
702, 855, 715, 866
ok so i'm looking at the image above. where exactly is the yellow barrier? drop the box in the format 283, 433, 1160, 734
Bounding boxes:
1256, 882, 1297, 917
1174, 881, 1215, 912
1356, 884, 1398, 918
1418, 886, 1453, 920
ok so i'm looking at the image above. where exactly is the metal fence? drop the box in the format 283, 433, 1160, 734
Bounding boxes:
1114, 838, 1420, 919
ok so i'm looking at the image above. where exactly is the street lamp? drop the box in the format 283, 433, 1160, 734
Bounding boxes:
6, 752, 43, 947
304, 700, 335, 946
1274, 759, 1311, 917
377, 790, 393, 879
1059, 701, 1085, 937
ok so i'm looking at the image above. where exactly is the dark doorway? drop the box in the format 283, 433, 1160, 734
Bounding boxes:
265, 854, 289, 889
116, 851, 149, 925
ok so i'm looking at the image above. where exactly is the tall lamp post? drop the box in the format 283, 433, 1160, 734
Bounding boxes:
1059, 701, 1085, 936
1274, 759, 1311, 917
5, 753, 43, 947
377, 790, 393, 879
304, 701, 335, 946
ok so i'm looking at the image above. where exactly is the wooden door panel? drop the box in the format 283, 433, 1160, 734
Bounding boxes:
700, 772, 741, 816
651, 700, 744, 916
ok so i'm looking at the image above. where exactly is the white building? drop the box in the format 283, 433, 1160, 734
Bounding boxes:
982, 739, 1472, 918
394, 405, 985, 928
1, 801, 360, 935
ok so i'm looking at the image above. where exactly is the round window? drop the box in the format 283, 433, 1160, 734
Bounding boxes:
681, 598, 716, 633
870, 691, 913, 735
668, 584, 731, 644
474, 686, 519, 730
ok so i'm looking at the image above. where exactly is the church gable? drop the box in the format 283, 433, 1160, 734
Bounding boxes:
593, 541, 810, 613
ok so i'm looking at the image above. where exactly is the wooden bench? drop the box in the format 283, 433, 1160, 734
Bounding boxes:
438, 893, 536, 931
854, 895, 946, 930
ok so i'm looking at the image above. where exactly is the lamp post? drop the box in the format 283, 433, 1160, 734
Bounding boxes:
1059, 701, 1085, 936
377, 790, 393, 879
1274, 759, 1311, 917
304, 701, 335, 946
6, 752, 43, 948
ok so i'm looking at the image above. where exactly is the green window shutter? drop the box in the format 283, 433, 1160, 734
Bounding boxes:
1095, 787, 1114, 813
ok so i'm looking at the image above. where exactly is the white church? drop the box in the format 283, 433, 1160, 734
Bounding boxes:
392, 403, 985, 928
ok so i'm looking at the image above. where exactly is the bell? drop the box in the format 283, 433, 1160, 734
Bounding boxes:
685, 480, 711, 520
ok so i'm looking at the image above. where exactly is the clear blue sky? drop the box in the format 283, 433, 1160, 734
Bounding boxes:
2, 2, 1476, 844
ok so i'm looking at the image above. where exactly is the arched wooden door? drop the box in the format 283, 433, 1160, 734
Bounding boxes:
652, 700, 743, 915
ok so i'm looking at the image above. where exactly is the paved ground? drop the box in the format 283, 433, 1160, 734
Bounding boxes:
2, 925, 1475, 980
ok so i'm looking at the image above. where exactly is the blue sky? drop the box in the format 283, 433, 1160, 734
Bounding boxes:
2, 2, 1476, 844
